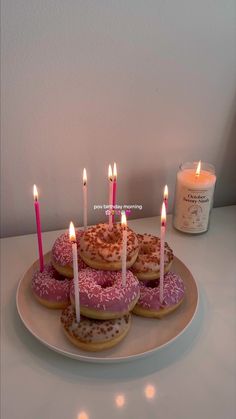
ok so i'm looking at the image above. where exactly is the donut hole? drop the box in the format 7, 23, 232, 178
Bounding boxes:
145, 279, 159, 289
98, 277, 115, 289
54, 271, 67, 282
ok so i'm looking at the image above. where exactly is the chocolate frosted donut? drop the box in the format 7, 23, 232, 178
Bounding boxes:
131, 233, 173, 280
61, 305, 131, 351
79, 223, 139, 270
52, 230, 87, 278
133, 272, 185, 318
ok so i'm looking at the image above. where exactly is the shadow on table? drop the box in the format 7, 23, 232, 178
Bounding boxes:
10, 285, 207, 383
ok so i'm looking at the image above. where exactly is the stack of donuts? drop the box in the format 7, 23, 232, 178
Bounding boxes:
31, 222, 185, 352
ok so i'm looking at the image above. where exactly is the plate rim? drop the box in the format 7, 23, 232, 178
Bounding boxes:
16, 253, 199, 363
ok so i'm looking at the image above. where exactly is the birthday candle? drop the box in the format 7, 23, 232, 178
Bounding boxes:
69, 222, 80, 323
164, 184, 168, 213
83, 168, 87, 230
108, 164, 113, 229
159, 202, 166, 304
112, 162, 117, 223
121, 211, 127, 287
33, 185, 44, 272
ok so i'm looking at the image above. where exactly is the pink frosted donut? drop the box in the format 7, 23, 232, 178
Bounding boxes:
133, 272, 185, 318
32, 263, 71, 309
70, 267, 140, 319
52, 230, 87, 278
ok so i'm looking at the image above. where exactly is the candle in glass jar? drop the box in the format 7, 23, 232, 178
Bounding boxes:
173, 161, 216, 234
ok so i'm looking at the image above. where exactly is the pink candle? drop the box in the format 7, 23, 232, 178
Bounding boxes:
159, 202, 166, 304
108, 164, 113, 229
164, 184, 168, 213
112, 162, 117, 223
121, 211, 127, 287
33, 185, 44, 272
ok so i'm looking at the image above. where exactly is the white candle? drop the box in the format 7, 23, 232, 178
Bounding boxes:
173, 161, 216, 234
69, 222, 80, 323
83, 168, 87, 230
108, 164, 113, 229
159, 202, 166, 304
121, 211, 127, 287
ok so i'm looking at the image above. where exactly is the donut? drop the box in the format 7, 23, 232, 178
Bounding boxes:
131, 233, 173, 280
61, 305, 131, 352
78, 223, 139, 270
52, 230, 87, 278
70, 268, 140, 319
32, 263, 71, 309
132, 272, 185, 318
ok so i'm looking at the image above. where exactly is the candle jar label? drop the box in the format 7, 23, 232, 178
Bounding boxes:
174, 186, 215, 233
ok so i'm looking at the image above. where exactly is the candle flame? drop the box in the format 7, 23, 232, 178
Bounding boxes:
196, 160, 201, 177
108, 164, 113, 181
69, 221, 76, 242
164, 185, 168, 200
33, 184, 38, 201
161, 202, 166, 226
121, 211, 127, 227
115, 394, 125, 408
83, 168, 87, 185
113, 162, 117, 181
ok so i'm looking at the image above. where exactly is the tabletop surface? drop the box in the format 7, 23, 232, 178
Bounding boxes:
1, 206, 236, 419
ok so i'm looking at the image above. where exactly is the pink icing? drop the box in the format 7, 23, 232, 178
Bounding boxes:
52, 230, 87, 269
137, 272, 185, 310
70, 268, 140, 313
32, 263, 71, 303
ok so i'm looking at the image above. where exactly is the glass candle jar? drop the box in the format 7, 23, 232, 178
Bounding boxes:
173, 162, 216, 234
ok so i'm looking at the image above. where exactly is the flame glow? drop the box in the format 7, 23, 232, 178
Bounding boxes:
145, 384, 156, 399
196, 160, 201, 177
161, 202, 166, 226
113, 162, 117, 181
33, 184, 38, 201
115, 394, 125, 408
69, 221, 76, 241
83, 168, 87, 185
77, 412, 89, 419
108, 164, 113, 181
164, 184, 168, 200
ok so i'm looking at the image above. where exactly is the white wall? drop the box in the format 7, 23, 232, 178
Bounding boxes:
1, 0, 236, 237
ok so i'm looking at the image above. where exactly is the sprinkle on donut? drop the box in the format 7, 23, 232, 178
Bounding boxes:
137, 272, 185, 311
32, 263, 71, 306
70, 267, 140, 316
131, 233, 173, 279
79, 223, 139, 265
61, 305, 130, 343
52, 230, 87, 269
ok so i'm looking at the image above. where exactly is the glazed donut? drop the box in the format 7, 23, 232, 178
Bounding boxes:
131, 233, 173, 280
61, 305, 131, 352
52, 230, 87, 278
132, 272, 185, 318
78, 223, 139, 270
32, 263, 71, 309
70, 267, 140, 319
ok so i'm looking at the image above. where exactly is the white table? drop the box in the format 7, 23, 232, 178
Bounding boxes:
1, 206, 236, 419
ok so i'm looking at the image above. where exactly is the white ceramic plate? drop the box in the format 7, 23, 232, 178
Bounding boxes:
16, 252, 198, 363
